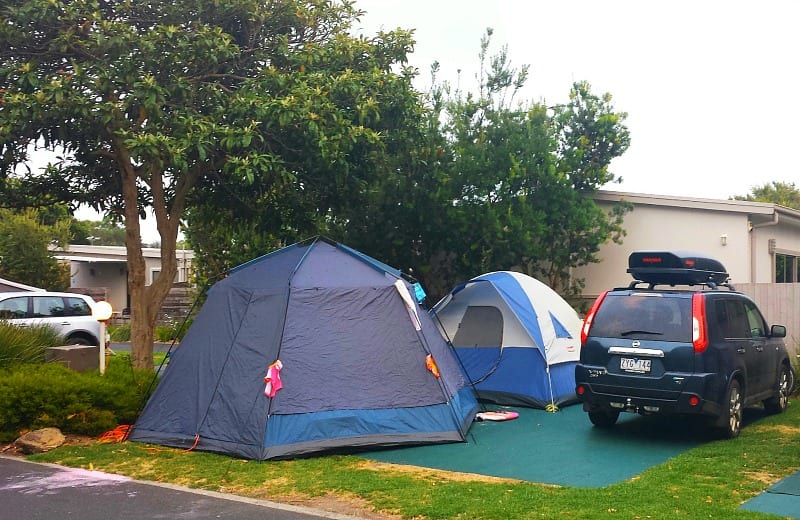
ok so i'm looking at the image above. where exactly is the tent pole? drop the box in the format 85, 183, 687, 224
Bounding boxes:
430, 308, 491, 415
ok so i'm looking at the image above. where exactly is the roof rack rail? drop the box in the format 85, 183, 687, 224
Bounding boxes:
626, 279, 736, 291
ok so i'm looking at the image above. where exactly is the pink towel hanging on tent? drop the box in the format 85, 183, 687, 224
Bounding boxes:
264, 360, 283, 398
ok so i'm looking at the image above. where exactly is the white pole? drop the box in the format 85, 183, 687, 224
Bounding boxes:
92, 300, 113, 375
99, 321, 107, 374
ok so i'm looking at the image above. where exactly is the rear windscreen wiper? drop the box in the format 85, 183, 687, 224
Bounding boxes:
619, 330, 663, 336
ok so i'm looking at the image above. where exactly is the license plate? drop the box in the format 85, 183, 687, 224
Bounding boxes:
620, 357, 651, 373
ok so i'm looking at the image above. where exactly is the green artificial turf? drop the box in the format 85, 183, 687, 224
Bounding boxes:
740, 469, 800, 518
363, 404, 705, 487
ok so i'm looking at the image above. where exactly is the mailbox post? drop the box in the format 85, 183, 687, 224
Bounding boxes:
92, 301, 113, 374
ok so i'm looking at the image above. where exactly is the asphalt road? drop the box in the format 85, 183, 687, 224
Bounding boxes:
0, 456, 363, 520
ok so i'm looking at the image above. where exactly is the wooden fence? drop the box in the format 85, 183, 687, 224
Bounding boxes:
736, 283, 800, 357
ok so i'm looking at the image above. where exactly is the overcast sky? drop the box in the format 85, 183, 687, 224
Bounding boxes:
354, 0, 799, 200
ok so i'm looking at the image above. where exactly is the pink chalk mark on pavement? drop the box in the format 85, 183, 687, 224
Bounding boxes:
1, 465, 132, 495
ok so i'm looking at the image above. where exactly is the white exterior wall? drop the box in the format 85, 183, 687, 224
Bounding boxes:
575, 203, 750, 296
68, 260, 128, 311
574, 191, 800, 299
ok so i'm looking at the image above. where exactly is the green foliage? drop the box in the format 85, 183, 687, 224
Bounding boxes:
155, 318, 192, 342
182, 11, 422, 286
185, 28, 633, 304
0, 358, 154, 441
0, 321, 64, 368
0, 0, 420, 363
346, 30, 632, 301
71, 218, 127, 246
108, 324, 131, 342
0, 208, 71, 290
109, 320, 190, 342
732, 181, 800, 209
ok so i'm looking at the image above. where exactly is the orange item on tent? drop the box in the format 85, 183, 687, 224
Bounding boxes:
426, 354, 440, 378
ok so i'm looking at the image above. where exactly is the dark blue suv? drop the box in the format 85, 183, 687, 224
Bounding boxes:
575, 251, 795, 438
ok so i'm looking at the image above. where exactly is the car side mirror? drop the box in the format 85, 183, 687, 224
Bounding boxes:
770, 324, 786, 338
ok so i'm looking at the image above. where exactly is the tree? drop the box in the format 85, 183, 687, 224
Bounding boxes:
184, 30, 423, 288
732, 181, 800, 210
0, 0, 415, 368
0, 208, 71, 290
71, 218, 126, 246
345, 31, 631, 301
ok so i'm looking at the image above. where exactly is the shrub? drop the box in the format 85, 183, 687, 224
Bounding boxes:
0, 322, 64, 369
109, 320, 192, 343
108, 323, 131, 342
0, 357, 156, 442
155, 318, 193, 342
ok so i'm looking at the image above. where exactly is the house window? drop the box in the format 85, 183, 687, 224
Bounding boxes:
150, 268, 179, 285
775, 253, 799, 283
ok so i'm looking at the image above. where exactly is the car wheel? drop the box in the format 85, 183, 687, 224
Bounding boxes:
719, 380, 742, 439
67, 336, 92, 346
764, 365, 794, 415
588, 409, 619, 428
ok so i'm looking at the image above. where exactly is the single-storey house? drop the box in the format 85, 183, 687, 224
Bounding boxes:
54, 245, 194, 316
575, 190, 800, 295
574, 190, 800, 355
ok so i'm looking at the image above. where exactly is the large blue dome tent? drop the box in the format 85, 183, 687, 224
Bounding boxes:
129, 237, 478, 460
432, 271, 582, 410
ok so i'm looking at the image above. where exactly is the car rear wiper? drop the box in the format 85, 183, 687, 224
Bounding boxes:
619, 330, 663, 336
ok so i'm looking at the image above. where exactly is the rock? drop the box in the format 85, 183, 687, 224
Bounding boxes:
14, 428, 66, 454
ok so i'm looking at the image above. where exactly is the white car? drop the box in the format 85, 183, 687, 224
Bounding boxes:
0, 291, 103, 346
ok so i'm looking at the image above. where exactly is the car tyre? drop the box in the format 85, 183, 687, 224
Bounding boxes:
719, 380, 742, 439
588, 409, 619, 428
66, 336, 93, 346
763, 365, 794, 415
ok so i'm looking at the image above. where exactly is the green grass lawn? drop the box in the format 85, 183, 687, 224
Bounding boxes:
29, 398, 800, 519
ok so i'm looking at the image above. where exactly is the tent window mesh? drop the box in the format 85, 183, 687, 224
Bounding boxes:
452, 306, 503, 347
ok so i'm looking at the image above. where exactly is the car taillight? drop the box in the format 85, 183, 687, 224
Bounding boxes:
691, 293, 708, 353
581, 290, 609, 346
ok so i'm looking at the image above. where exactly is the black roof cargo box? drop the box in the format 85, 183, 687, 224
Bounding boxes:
627, 251, 729, 286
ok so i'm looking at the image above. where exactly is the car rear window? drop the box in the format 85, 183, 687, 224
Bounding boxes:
64, 297, 92, 317
590, 293, 692, 342
32, 296, 66, 317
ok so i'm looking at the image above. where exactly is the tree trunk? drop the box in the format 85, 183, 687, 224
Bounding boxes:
126, 224, 180, 370
126, 229, 180, 370
115, 141, 181, 370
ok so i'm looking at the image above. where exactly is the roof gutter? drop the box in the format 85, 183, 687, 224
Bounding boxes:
750, 210, 780, 230
748, 210, 780, 283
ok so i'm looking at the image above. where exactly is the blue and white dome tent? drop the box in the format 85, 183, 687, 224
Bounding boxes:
432, 271, 582, 410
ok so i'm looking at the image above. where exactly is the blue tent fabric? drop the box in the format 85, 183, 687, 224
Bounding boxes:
129, 237, 478, 460
549, 311, 572, 338
432, 271, 583, 409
